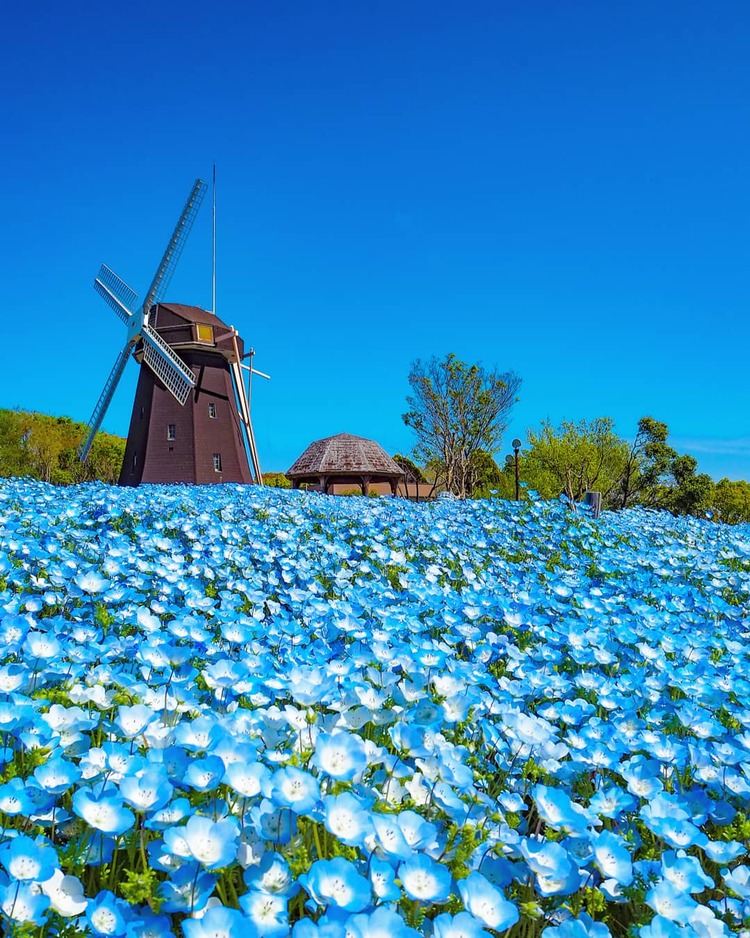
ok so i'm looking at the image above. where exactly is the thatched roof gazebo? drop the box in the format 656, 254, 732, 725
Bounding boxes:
287, 433, 404, 496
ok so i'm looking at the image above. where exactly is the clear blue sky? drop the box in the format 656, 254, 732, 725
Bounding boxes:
3, 1, 750, 480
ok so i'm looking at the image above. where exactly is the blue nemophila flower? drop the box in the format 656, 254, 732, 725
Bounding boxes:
33, 754, 82, 794
124, 908, 174, 938
0, 778, 34, 815
119, 767, 174, 813
74, 570, 110, 594
72, 784, 135, 835
457, 871, 519, 931
369, 855, 401, 901
40, 868, 88, 917
0, 833, 58, 882
323, 792, 373, 848
541, 912, 613, 937
638, 914, 690, 938
239, 889, 288, 937
184, 754, 226, 792
224, 759, 270, 798
85, 890, 131, 936
243, 852, 297, 896
114, 703, 156, 738
346, 905, 422, 938
432, 911, 492, 938
398, 852, 453, 902
591, 830, 633, 886
164, 815, 239, 869
661, 850, 713, 894
157, 862, 217, 913
645, 879, 699, 924
520, 838, 580, 897
182, 904, 251, 938
299, 857, 372, 912
721, 864, 750, 899
269, 765, 320, 814
532, 784, 592, 834
250, 799, 296, 844
312, 730, 369, 781
291, 917, 346, 938
370, 812, 414, 860
397, 809, 439, 850
0, 879, 51, 926
24, 631, 62, 662
143, 796, 192, 830
703, 839, 746, 863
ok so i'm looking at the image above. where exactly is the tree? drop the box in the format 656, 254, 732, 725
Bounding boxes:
468, 450, 505, 499
616, 417, 714, 516
0, 409, 125, 484
518, 418, 629, 504
711, 478, 750, 525
402, 354, 521, 499
616, 417, 673, 509
392, 454, 426, 483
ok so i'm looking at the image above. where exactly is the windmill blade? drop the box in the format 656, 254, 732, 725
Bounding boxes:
231, 360, 263, 484
93, 264, 138, 324
142, 179, 207, 313
141, 323, 195, 404
79, 340, 134, 461
229, 334, 263, 484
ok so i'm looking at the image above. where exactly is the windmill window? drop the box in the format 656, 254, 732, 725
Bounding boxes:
208, 403, 217, 419
167, 424, 176, 441
194, 323, 215, 345
133, 454, 137, 469
213, 453, 222, 472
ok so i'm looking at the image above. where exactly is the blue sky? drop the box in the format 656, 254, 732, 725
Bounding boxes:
2, 1, 750, 480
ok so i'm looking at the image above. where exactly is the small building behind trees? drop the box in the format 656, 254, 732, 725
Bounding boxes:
287, 433, 404, 496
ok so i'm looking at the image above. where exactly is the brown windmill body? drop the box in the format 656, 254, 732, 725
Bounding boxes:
119, 303, 252, 486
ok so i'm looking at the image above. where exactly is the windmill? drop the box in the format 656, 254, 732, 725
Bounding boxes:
80, 179, 263, 486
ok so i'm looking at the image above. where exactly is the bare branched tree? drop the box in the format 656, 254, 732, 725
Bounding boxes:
402, 354, 521, 498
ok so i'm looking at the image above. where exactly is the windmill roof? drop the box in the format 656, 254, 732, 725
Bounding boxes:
287, 434, 404, 478
158, 303, 231, 328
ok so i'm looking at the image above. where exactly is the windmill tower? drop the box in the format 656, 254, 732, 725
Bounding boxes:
79, 179, 263, 486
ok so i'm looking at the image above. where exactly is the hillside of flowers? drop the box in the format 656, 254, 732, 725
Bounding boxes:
0, 477, 749, 937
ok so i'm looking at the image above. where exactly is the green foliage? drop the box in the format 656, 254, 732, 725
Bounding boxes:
0, 409, 125, 484
515, 417, 628, 504
118, 867, 164, 909
263, 472, 292, 488
469, 450, 504, 499
508, 414, 718, 519
393, 453, 427, 482
616, 417, 714, 516
710, 478, 750, 524
403, 353, 521, 498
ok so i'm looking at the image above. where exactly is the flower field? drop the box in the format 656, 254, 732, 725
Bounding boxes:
0, 478, 749, 938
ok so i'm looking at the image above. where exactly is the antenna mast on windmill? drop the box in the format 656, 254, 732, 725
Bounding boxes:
80, 177, 264, 486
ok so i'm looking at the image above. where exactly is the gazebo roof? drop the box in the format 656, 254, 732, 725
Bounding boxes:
287, 433, 404, 479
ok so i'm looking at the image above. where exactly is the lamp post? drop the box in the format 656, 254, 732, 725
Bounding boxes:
512, 438, 521, 500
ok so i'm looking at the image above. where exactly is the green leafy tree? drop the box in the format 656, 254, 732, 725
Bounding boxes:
710, 478, 750, 524
0, 409, 124, 484
392, 454, 426, 483
263, 472, 292, 489
402, 354, 521, 499
517, 417, 628, 504
469, 450, 505, 499
616, 417, 714, 515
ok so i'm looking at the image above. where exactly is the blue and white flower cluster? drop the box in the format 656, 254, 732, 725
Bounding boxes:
0, 477, 749, 937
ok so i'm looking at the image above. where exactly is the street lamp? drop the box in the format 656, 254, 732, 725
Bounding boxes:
512, 438, 522, 500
